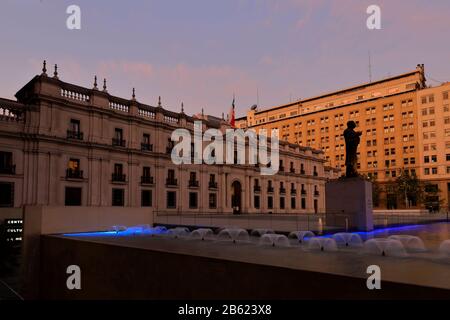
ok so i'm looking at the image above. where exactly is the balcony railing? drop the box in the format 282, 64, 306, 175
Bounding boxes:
0, 165, 16, 175
209, 181, 218, 189
279, 187, 286, 194
300, 169, 306, 175
314, 191, 320, 196
279, 166, 285, 172
112, 173, 126, 182
254, 185, 261, 192
166, 178, 178, 186
66, 169, 83, 179
67, 130, 84, 140
189, 180, 199, 188
291, 189, 297, 195
112, 138, 126, 147
141, 143, 153, 152
301, 190, 307, 196
267, 186, 274, 193
141, 176, 154, 184
290, 168, 295, 173
313, 172, 319, 177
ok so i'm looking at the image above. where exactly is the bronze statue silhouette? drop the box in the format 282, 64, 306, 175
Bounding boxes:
343, 121, 362, 178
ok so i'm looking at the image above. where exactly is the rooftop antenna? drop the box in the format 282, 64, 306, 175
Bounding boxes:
368, 51, 372, 83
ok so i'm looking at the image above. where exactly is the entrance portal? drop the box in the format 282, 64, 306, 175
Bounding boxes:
231, 181, 242, 214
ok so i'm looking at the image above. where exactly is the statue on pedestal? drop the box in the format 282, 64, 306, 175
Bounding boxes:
343, 121, 362, 178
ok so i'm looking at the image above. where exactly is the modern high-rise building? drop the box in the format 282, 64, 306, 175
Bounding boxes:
236, 65, 450, 210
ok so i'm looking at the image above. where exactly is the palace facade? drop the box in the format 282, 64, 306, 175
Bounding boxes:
236, 64, 450, 210
0, 63, 334, 217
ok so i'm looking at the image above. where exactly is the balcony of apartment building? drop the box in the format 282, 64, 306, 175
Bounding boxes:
0, 164, 15, 175
112, 173, 127, 183
141, 142, 153, 152
66, 130, 84, 140
66, 168, 83, 180
291, 188, 297, 195
314, 189, 320, 197
267, 185, 274, 193
141, 175, 154, 185
188, 179, 199, 188
166, 178, 178, 187
208, 180, 218, 189
254, 185, 261, 193
301, 188, 307, 196
279, 186, 286, 194
112, 138, 126, 147
289, 166, 296, 174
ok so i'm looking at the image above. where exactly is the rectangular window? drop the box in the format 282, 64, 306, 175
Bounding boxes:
268, 196, 273, 209
209, 193, 217, 209
167, 191, 176, 208
301, 198, 306, 209
189, 192, 198, 209
70, 119, 80, 132
65, 187, 82, 206
0, 182, 14, 207
280, 197, 285, 209
114, 128, 123, 140
291, 197, 296, 209
141, 190, 152, 207
254, 195, 260, 209
0, 151, 13, 173
112, 188, 124, 206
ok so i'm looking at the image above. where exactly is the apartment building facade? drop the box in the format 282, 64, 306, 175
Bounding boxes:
236, 65, 450, 210
0, 63, 333, 217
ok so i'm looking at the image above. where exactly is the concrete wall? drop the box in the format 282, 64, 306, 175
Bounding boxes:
20, 205, 153, 299
38, 235, 450, 300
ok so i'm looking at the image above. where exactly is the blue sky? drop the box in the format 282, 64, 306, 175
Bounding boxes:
1, 0, 450, 117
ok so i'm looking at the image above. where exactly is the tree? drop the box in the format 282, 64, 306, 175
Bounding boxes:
395, 170, 423, 208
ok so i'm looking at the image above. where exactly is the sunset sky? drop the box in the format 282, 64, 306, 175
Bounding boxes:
1, 0, 449, 117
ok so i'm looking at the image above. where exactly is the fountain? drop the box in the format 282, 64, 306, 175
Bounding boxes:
288, 231, 315, 243
153, 226, 167, 233
439, 240, 450, 256
259, 234, 290, 247
307, 237, 338, 252
190, 228, 215, 241
363, 238, 407, 257
166, 227, 190, 239
217, 228, 250, 243
332, 233, 363, 248
251, 229, 275, 237
388, 235, 426, 252
111, 225, 127, 233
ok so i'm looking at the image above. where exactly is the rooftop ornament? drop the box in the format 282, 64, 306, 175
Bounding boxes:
93, 76, 98, 90
41, 60, 47, 76
158, 96, 162, 107
53, 64, 59, 79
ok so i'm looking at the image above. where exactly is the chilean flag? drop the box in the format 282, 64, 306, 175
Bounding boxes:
229, 96, 236, 128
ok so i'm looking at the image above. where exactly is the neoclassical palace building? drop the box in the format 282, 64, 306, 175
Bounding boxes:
0, 62, 335, 216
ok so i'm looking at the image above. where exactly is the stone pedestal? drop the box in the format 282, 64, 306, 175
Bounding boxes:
325, 177, 373, 231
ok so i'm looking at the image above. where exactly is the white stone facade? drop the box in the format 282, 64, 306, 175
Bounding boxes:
0, 69, 334, 215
